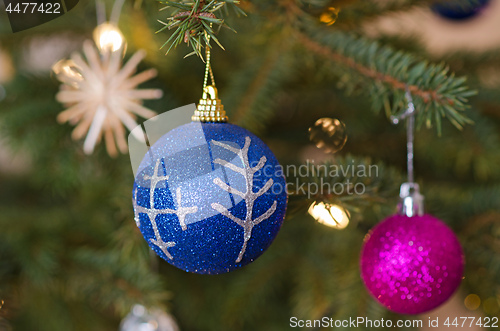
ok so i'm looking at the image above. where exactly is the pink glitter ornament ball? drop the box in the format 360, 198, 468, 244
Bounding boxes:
360, 214, 464, 315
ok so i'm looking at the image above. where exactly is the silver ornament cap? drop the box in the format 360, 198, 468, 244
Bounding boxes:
397, 182, 424, 217
119, 304, 179, 331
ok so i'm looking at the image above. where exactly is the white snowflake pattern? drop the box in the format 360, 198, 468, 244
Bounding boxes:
133, 159, 198, 259
211, 136, 278, 263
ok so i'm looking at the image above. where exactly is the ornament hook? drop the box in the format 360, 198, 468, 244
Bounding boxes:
192, 24, 227, 123
203, 85, 218, 100
392, 87, 424, 217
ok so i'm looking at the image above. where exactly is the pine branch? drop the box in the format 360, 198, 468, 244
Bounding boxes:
299, 0, 487, 28
295, 28, 476, 133
416, 110, 500, 182
296, 0, 428, 30
425, 184, 500, 227
156, 0, 243, 57
331, 0, 440, 29
224, 41, 297, 134
230, 48, 283, 127
460, 212, 500, 307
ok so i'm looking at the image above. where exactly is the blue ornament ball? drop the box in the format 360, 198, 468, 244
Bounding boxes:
132, 122, 288, 274
432, 0, 490, 20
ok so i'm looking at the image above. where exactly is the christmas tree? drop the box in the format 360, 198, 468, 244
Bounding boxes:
1, 0, 499, 329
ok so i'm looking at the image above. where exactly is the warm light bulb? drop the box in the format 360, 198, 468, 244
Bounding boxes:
319, 7, 340, 26
464, 294, 481, 311
308, 202, 349, 229
93, 23, 124, 52
0, 49, 15, 84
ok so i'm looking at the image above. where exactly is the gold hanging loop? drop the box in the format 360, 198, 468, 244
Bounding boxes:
193, 25, 227, 123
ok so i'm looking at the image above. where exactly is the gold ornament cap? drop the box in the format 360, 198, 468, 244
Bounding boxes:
192, 85, 228, 122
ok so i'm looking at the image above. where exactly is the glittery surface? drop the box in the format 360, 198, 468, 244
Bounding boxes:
132, 122, 287, 274
360, 214, 464, 314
